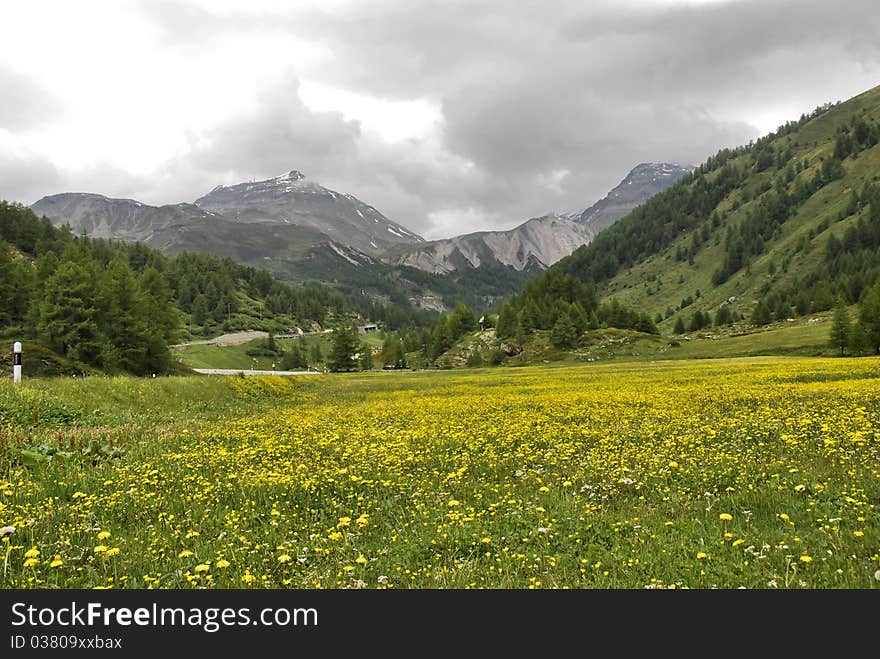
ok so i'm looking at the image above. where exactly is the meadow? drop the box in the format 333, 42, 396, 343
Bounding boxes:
1, 357, 878, 589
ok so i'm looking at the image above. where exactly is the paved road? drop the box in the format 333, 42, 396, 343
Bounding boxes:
192, 368, 321, 376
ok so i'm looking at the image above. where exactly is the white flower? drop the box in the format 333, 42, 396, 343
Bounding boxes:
0, 526, 15, 537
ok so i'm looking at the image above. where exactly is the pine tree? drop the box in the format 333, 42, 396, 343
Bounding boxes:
495, 304, 517, 339
447, 303, 477, 340
281, 341, 308, 370
191, 294, 209, 326
673, 316, 686, 334
38, 260, 106, 366
310, 341, 324, 365
829, 300, 851, 356
550, 311, 577, 349
570, 302, 589, 334
859, 282, 880, 354
139, 267, 179, 344
0, 240, 30, 326
848, 321, 868, 357
750, 300, 772, 326
328, 325, 360, 372
359, 343, 374, 371
381, 333, 407, 369
103, 259, 157, 374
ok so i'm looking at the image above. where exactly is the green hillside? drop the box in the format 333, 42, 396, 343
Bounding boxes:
0, 202, 358, 375
553, 84, 880, 334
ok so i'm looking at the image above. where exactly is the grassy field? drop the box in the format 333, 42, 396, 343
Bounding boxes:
1, 357, 879, 589
561, 317, 834, 364
173, 333, 383, 370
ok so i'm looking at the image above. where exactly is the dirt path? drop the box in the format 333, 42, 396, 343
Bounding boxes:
173, 330, 268, 348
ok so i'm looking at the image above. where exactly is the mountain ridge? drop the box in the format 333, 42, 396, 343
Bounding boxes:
385, 162, 691, 274
193, 170, 423, 256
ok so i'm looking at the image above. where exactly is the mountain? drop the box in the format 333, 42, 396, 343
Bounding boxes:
385, 162, 689, 274
31, 177, 520, 314
33, 169, 424, 260
521, 84, 880, 336
386, 214, 592, 274
31, 193, 217, 242
194, 170, 422, 256
576, 162, 693, 232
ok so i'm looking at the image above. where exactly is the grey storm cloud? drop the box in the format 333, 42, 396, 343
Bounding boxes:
9, 0, 880, 238
0, 152, 62, 205
0, 67, 58, 130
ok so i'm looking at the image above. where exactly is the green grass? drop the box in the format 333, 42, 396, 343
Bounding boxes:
1, 357, 878, 589
564, 316, 835, 363
174, 332, 385, 370
598, 84, 880, 329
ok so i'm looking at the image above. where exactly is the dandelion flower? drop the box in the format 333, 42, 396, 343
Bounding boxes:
194, 564, 210, 573
216, 559, 231, 569
105, 547, 120, 557
93, 545, 108, 553
24, 548, 39, 559
696, 552, 709, 559
719, 513, 733, 521
97, 531, 111, 541
177, 549, 194, 558
277, 554, 292, 564
23, 558, 39, 568
799, 555, 812, 563
50, 555, 63, 568
355, 555, 368, 565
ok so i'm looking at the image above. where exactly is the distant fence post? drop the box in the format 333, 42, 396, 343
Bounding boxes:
13, 342, 22, 384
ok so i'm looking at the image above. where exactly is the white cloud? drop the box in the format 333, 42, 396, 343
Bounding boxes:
1, 0, 878, 238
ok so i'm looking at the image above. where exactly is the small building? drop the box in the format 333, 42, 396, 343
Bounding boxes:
358, 324, 379, 334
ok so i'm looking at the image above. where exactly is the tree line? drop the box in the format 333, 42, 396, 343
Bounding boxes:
0, 202, 355, 374
494, 271, 657, 349
828, 283, 880, 356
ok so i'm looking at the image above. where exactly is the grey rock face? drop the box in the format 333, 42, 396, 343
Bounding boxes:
577, 162, 692, 233
386, 162, 691, 274
31, 193, 217, 243
387, 214, 594, 274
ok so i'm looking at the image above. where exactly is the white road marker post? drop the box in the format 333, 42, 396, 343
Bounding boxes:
13, 341, 22, 384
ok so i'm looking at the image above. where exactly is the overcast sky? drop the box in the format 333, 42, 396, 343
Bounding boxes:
1, 0, 878, 239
